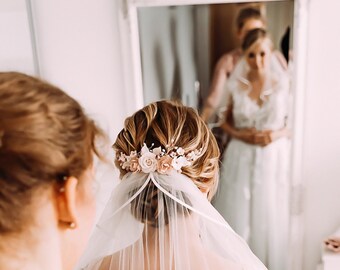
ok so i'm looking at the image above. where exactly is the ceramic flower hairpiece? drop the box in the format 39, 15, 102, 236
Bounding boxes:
117, 143, 203, 174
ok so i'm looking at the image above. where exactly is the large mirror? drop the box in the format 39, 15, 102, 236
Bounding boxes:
0, 0, 39, 75
118, 0, 308, 269
138, 2, 294, 112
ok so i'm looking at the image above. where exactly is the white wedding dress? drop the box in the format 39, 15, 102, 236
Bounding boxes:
213, 58, 291, 270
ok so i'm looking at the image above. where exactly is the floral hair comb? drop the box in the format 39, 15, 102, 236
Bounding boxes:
117, 143, 203, 174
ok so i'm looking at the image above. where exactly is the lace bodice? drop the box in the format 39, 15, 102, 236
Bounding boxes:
230, 76, 289, 130
228, 76, 290, 131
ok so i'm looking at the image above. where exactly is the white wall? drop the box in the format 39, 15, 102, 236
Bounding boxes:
26, 1, 340, 270
31, 0, 126, 140
302, 0, 340, 269
0, 0, 35, 74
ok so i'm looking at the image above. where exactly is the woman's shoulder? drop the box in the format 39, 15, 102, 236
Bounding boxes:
205, 250, 244, 270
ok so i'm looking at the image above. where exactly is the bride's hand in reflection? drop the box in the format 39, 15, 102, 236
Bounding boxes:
257, 130, 274, 147
259, 127, 291, 146
235, 128, 288, 146
235, 128, 269, 145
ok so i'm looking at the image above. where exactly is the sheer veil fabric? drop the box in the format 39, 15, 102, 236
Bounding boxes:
77, 170, 267, 270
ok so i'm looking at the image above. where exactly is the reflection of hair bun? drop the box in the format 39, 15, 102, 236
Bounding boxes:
242, 28, 270, 51
113, 100, 220, 201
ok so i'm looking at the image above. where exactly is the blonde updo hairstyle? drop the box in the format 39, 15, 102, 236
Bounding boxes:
0, 72, 104, 235
113, 100, 220, 201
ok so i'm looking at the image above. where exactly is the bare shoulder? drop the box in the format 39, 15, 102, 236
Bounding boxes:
191, 247, 244, 270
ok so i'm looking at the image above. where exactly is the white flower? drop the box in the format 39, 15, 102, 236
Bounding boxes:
194, 148, 203, 156
140, 143, 150, 155
121, 160, 130, 170
118, 152, 126, 162
129, 150, 137, 158
176, 147, 185, 156
186, 151, 196, 161
171, 156, 190, 171
169, 151, 176, 158
152, 146, 162, 156
138, 152, 157, 173
187, 148, 203, 161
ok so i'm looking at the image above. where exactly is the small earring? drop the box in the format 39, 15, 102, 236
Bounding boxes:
58, 176, 68, 193
69, 222, 77, 229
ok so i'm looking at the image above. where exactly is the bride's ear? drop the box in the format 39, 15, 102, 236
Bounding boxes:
201, 186, 210, 199
56, 176, 79, 229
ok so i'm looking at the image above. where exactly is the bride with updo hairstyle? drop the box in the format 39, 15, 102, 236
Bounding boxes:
78, 100, 266, 270
0, 72, 104, 270
213, 28, 291, 270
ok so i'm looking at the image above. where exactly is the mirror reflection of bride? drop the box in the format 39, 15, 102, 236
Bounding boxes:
213, 28, 290, 270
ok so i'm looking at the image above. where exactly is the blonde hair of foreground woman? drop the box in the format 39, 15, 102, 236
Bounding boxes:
0, 72, 104, 270
113, 100, 220, 201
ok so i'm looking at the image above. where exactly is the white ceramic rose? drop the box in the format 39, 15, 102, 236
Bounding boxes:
139, 152, 157, 173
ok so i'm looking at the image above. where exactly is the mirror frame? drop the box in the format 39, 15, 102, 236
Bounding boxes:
25, 0, 40, 75
118, 1, 309, 269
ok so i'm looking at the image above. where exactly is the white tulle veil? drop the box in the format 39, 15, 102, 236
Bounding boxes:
227, 52, 290, 96
77, 168, 267, 270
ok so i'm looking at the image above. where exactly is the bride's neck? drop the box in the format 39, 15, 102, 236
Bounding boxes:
248, 69, 267, 82
0, 226, 62, 270
143, 216, 202, 246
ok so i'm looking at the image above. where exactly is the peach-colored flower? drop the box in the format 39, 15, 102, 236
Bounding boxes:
157, 156, 173, 174
129, 157, 141, 172
118, 152, 126, 162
